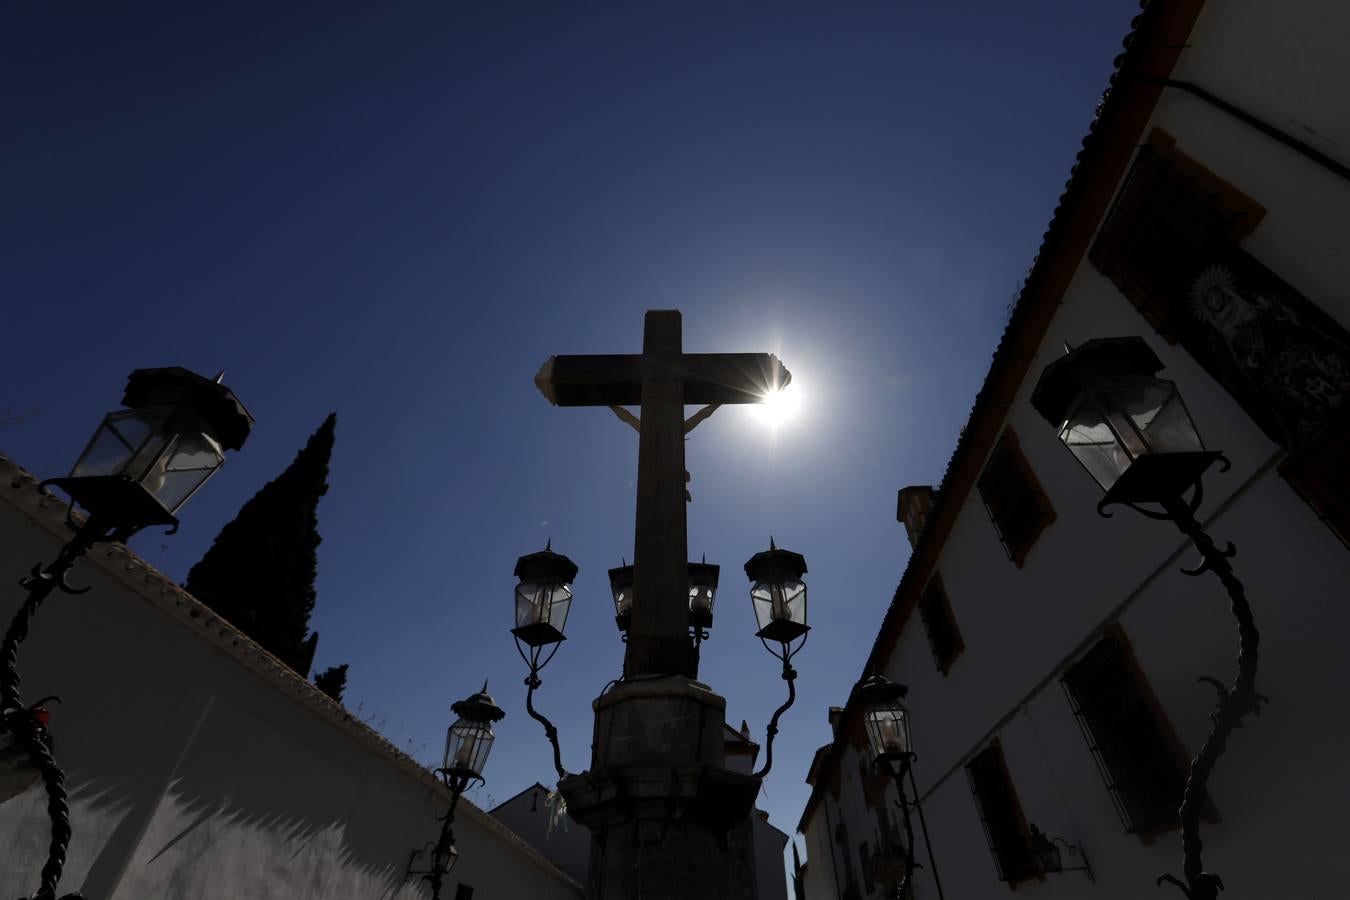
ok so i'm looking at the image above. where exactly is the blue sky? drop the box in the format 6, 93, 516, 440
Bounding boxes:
2, 0, 1139, 864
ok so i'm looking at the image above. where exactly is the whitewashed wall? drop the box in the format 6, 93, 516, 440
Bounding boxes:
0, 457, 583, 900
800, 1, 1350, 898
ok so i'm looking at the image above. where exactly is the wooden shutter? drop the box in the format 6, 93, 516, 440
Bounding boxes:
1061, 627, 1192, 834
965, 742, 1038, 883
976, 429, 1056, 566
918, 574, 964, 674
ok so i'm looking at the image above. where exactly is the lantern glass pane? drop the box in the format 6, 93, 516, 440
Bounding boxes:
434, 844, 460, 874
613, 584, 633, 617
689, 583, 715, 617
515, 581, 572, 634
443, 717, 495, 777
751, 579, 806, 632
71, 408, 171, 480
864, 704, 912, 762
149, 430, 225, 513
1061, 395, 1131, 492
1108, 377, 1203, 455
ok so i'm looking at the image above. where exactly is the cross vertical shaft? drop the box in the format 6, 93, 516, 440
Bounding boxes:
629, 311, 694, 678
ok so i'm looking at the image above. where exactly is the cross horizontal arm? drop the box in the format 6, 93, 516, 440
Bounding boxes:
535, 353, 790, 407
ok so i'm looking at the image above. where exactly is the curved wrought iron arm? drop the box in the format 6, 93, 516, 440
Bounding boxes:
2, 517, 129, 900
891, 774, 918, 899
1151, 492, 1264, 900
525, 672, 570, 781
752, 661, 797, 780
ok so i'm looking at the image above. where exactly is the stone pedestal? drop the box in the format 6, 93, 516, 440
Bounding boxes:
559, 676, 761, 900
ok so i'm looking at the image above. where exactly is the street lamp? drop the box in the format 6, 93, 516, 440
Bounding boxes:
688, 557, 719, 644
408, 683, 506, 900
610, 558, 720, 646
854, 674, 946, 900
745, 539, 809, 779
1, 366, 252, 900
1032, 337, 1264, 900
511, 542, 578, 780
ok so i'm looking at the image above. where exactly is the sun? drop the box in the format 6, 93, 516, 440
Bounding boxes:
749, 382, 802, 427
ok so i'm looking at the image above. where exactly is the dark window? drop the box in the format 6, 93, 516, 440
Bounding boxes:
918, 574, 964, 674
965, 742, 1037, 884
453, 887, 474, 900
976, 429, 1055, 566
1089, 131, 1263, 339
1090, 128, 1350, 453
859, 842, 875, 895
1281, 409, 1350, 549
1061, 627, 1191, 834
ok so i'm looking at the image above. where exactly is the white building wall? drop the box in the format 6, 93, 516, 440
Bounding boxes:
0, 458, 582, 900
491, 784, 590, 886
803, 1, 1350, 898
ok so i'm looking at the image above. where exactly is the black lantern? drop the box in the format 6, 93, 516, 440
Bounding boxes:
1030, 338, 1216, 506
744, 539, 809, 655
688, 558, 719, 633
49, 367, 253, 532
439, 683, 506, 789
609, 561, 634, 636
855, 674, 914, 778
411, 683, 504, 900
511, 542, 578, 649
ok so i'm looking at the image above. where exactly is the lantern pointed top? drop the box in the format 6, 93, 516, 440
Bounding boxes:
769, 536, 777, 550
545, 537, 552, 551
452, 682, 506, 723
1030, 336, 1163, 428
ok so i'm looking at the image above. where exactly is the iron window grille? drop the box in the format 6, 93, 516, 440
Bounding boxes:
453, 886, 474, 900
1061, 627, 1192, 834
976, 429, 1056, 567
1089, 129, 1264, 340
918, 574, 964, 674
965, 741, 1038, 884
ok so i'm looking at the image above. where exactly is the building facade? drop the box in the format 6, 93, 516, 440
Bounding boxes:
796, 1, 1350, 897
0, 455, 583, 900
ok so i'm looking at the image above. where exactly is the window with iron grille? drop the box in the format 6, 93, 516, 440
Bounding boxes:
918, 574, 964, 674
453, 886, 474, 900
1089, 127, 1350, 458
1281, 409, 1350, 550
965, 741, 1038, 884
859, 841, 875, 895
976, 429, 1055, 566
1061, 627, 1191, 834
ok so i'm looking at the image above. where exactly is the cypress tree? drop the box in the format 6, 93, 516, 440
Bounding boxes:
186, 413, 336, 671
314, 664, 349, 704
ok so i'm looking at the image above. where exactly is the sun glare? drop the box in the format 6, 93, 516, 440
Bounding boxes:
750, 382, 802, 427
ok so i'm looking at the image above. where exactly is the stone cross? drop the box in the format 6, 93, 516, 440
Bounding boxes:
534, 310, 790, 678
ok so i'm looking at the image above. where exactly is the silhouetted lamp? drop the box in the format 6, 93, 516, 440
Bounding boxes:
609, 561, 634, 636
512, 542, 578, 648
856, 674, 914, 779
688, 558, 719, 633
1030, 338, 1216, 506
745, 539, 809, 656
440, 683, 505, 788
411, 683, 505, 900
50, 367, 254, 532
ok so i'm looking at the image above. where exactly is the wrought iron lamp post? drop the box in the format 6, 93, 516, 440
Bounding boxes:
407, 683, 506, 900
511, 542, 577, 781
1031, 337, 1265, 900
745, 539, 809, 779
1, 367, 252, 900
